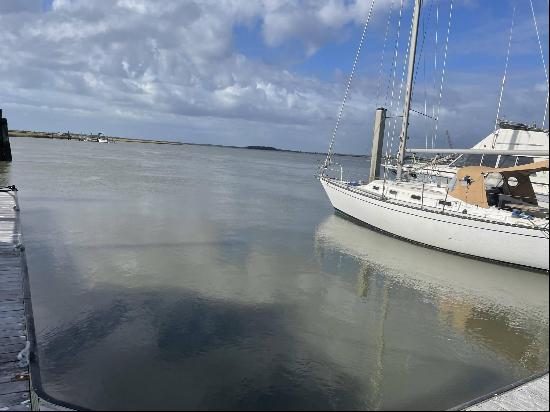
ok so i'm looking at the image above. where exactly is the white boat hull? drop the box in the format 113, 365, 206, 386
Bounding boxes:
320, 177, 549, 271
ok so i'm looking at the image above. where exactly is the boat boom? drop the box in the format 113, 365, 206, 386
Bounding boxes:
405, 148, 549, 156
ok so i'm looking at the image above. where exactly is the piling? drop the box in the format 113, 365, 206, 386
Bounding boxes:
0, 110, 12, 162
369, 107, 387, 183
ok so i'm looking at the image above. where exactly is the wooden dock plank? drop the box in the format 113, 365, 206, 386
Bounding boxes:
0, 287, 23, 296
0, 277, 23, 285
0, 302, 23, 312
0, 352, 21, 365
0, 270, 20, 276
0, 364, 27, 384
0, 331, 25, 341
0, 283, 23, 291
0, 191, 30, 410
0, 362, 28, 383
0, 284, 22, 292
0, 292, 23, 301
0, 309, 24, 318
0, 322, 25, 332
0, 343, 26, 356
0, 390, 30, 408
0, 336, 26, 345
0, 361, 26, 377
0, 318, 25, 328
0, 309, 23, 318
0, 380, 28, 396
0, 318, 23, 328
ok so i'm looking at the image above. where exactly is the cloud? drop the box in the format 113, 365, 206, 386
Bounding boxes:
0, 0, 42, 14
1, 0, 366, 150
0, 0, 548, 153
1, 1, 339, 123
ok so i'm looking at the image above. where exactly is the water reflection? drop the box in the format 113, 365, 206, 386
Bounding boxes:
38, 286, 369, 410
315, 214, 549, 374
6, 138, 549, 410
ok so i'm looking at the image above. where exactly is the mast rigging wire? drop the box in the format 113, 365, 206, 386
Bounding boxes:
432, 0, 453, 150
384, 0, 405, 108
529, 0, 549, 128
375, 0, 395, 106
431, 0, 440, 148
382, 0, 412, 187
416, 1, 434, 150
388, 5, 415, 158
493, 3, 516, 148
412, 0, 433, 92
381, 0, 405, 177
322, 0, 376, 171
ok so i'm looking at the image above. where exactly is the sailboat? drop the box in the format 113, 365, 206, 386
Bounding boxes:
319, 0, 549, 271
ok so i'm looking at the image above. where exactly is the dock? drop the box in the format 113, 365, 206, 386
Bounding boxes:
463, 372, 549, 411
0, 187, 29, 410
0, 187, 73, 411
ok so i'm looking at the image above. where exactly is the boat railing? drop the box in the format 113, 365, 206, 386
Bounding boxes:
324, 163, 344, 181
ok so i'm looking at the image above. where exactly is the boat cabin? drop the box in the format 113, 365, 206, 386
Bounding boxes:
448, 160, 549, 213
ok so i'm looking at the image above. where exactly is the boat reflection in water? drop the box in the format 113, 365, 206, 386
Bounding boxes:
314, 213, 548, 409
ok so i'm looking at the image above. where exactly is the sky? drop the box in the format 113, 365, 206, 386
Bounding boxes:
0, 0, 548, 154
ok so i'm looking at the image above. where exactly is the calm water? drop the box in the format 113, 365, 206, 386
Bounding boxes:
3, 137, 549, 410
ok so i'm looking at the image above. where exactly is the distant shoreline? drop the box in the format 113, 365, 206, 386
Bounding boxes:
9, 129, 369, 158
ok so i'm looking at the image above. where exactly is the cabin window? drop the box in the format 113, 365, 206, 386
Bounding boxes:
438, 200, 452, 206
373, 185, 379, 190
515, 156, 534, 166
484, 172, 503, 188
495, 156, 534, 168
389, 190, 397, 195
411, 195, 421, 200
480, 154, 499, 167
451, 154, 483, 167
497, 156, 517, 168
507, 176, 519, 187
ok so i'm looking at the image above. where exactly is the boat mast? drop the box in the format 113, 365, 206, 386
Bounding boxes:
396, 0, 422, 180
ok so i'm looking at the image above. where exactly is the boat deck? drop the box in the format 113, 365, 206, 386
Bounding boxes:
328, 177, 550, 228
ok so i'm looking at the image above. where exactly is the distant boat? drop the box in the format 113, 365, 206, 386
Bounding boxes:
319, 0, 549, 271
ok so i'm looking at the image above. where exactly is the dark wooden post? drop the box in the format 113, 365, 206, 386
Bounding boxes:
0, 109, 12, 162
